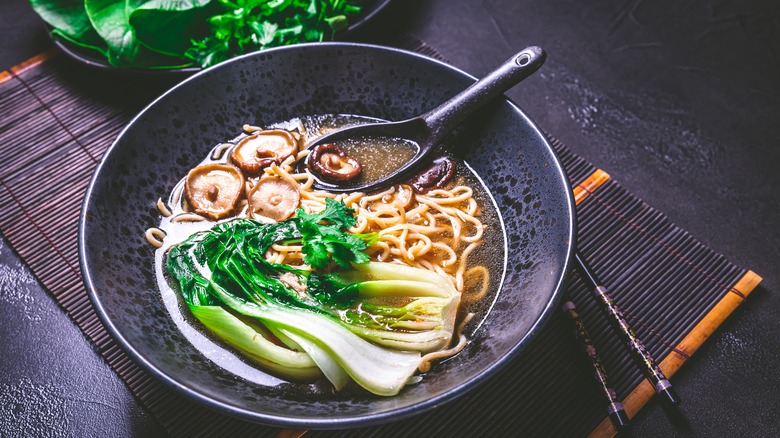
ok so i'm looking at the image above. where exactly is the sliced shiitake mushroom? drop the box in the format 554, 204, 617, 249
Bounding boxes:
408, 157, 455, 193
372, 184, 415, 211
185, 164, 245, 220
309, 144, 362, 182
393, 184, 414, 208
230, 130, 299, 176
247, 177, 300, 222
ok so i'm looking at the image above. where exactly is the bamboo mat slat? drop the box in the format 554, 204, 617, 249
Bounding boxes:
0, 39, 760, 438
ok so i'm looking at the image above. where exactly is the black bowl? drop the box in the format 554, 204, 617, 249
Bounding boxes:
79, 43, 575, 428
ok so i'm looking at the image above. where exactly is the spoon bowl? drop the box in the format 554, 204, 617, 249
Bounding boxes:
298, 46, 546, 192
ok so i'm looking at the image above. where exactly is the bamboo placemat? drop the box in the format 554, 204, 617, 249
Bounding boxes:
0, 40, 761, 437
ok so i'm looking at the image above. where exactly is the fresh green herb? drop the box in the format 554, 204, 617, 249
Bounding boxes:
29, 0, 363, 69
289, 198, 380, 269
165, 201, 462, 395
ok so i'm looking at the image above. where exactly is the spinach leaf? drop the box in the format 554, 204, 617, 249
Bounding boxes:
84, 0, 142, 62
30, 0, 93, 39
130, 0, 216, 57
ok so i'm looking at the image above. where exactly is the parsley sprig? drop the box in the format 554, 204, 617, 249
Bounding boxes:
186, 0, 363, 68
286, 198, 379, 270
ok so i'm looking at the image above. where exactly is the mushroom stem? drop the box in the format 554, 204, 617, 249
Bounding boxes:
206, 185, 220, 202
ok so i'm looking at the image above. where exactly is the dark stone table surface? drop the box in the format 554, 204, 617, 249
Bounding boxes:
1, 0, 778, 436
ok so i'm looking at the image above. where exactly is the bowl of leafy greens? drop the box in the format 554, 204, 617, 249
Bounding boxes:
79, 42, 575, 428
30, 0, 391, 72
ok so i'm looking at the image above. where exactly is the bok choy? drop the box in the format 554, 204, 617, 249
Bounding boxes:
165, 199, 462, 396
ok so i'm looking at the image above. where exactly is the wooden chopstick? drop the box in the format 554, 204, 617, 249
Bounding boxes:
562, 299, 630, 431
574, 251, 681, 408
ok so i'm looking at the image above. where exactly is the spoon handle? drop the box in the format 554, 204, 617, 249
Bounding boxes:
421, 46, 546, 143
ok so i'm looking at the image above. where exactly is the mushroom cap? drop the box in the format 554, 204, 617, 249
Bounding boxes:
230, 130, 299, 176
185, 164, 245, 220
408, 157, 455, 193
310, 143, 362, 182
248, 177, 301, 222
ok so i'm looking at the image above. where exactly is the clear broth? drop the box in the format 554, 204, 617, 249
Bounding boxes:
154, 114, 507, 393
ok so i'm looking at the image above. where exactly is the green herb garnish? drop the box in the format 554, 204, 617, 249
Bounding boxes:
289, 198, 380, 269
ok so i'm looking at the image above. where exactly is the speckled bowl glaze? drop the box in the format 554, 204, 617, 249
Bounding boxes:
79, 43, 576, 428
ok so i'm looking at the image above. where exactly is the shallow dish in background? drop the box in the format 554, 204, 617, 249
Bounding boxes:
79, 43, 575, 428
49, 0, 393, 76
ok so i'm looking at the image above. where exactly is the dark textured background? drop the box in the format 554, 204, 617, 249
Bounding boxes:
1, 0, 778, 436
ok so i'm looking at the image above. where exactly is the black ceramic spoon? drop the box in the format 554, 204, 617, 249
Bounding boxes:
297, 46, 546, 192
